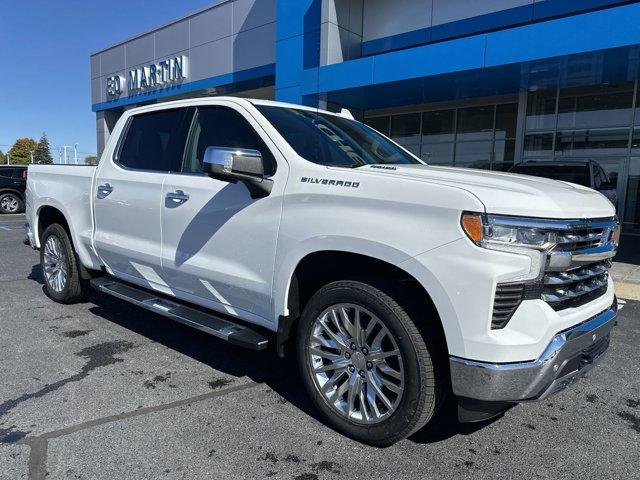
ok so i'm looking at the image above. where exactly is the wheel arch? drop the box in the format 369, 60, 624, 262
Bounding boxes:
36, 204, 73, 248
0, 188, 24, 200
35, 204, 95, 281
275, 248, 450, 360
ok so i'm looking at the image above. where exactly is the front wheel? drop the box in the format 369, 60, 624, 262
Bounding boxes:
40, 224, 89, 304
297, 280, 443, 446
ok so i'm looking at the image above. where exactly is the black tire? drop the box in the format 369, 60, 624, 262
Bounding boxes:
40, 223, 89, 304
297, 280, 443, 446
0, 192, 24, 214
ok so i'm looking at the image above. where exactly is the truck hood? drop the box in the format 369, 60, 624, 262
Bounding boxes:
360, 164, 615, 219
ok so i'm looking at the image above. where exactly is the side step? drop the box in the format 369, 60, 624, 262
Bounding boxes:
90, 277, 269, 350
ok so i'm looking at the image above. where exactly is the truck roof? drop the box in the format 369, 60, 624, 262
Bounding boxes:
121, 97, 349, 120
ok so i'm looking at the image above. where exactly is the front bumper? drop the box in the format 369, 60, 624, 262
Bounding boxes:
450, 299, 617, 404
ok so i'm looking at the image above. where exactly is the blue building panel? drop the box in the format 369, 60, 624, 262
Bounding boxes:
372, 36, 486, 85
485, 2, 640, 67
314, 56, 374, 94
275, 0, 321, 41
274, 0, 322, 105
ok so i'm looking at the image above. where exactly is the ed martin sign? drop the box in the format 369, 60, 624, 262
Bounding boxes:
106, 56, 188, 97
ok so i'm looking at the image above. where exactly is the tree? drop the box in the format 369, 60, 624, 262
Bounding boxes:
33, 133, 54, 165
84, 155, 98, 166
7, 138, 37, 165
0, 150, 5, 164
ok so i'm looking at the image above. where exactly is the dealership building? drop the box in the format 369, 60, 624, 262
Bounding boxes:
91, 0, 640, 231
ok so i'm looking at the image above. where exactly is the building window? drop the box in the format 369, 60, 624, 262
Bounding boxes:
526, 89, 556, 131
555, 128, 630, 157
493, 103, 518, 171
367, 101, 518, 171
523, 133, 554, 158
365, 116, 390, 136
421, 109, 455, 164
557, 84, 634, 129
390, 113, 421, 155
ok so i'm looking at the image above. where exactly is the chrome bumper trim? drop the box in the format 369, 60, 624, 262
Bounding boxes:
450, 300, 617, 402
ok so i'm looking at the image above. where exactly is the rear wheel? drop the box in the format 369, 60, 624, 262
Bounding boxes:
297, 280, 443, 446
0, 193, 24, 214
40, 224, 89, 303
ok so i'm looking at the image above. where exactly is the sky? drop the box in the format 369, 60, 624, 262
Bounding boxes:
0, 0, 215, 161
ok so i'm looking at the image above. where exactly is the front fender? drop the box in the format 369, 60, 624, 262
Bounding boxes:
273, 235, 412, 319
272, 235, 465, 359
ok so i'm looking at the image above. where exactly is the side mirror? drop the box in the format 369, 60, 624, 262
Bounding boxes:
202, 146, 273, 198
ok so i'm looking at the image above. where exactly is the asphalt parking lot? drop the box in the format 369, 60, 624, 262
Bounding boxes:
1, 213, 639, 480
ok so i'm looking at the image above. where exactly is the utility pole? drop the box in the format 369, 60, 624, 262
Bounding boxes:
30, 151, 35, 164
60, 146, 72, 164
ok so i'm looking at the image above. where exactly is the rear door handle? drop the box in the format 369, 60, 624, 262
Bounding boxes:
96, 183, 113, 199
166, 190, 189, 205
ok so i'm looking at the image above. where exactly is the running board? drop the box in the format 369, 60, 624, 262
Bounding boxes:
90, 277, 269, 350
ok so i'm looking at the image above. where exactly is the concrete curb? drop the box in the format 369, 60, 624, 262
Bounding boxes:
614, 281, 640, 301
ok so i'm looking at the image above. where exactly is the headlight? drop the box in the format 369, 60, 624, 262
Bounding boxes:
461, 213, 557, 250
461, 213, 554, 282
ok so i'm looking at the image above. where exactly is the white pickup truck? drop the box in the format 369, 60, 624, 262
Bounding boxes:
25, 97, 620, 446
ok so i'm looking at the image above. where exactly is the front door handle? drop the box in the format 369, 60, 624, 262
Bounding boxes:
96, 183, 113, 199
166, 190, 189, 205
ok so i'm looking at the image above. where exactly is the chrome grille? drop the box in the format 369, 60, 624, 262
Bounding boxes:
491, 217, 617, 329
555, 228, 608, 251
541, 260, 611, 311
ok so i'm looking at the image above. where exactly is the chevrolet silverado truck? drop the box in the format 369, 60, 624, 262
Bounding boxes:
25, 98, 620, 446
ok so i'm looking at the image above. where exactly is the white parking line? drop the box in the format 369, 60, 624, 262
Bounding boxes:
0, 226, 13, 231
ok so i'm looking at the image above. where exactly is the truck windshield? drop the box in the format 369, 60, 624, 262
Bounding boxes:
256, 105, 422, 167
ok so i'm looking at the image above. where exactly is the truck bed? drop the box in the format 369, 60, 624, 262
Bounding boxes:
26, 164, 100, 269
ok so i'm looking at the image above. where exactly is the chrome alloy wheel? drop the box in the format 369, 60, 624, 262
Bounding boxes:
308, 303, 405, 424
43, 235, 68, 293
1, 194, 19, 213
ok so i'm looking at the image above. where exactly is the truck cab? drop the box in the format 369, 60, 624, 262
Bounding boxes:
25, 97, 619, 446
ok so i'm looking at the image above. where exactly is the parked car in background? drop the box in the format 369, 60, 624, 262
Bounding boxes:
0, 165, 27, 214
509, 160, 618, 208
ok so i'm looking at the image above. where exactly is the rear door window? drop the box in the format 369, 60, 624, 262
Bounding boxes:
117, 108, 193, 172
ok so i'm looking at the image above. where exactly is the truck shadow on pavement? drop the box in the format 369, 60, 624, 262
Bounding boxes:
85, 290, 325, 423
28, 264, 45, 285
